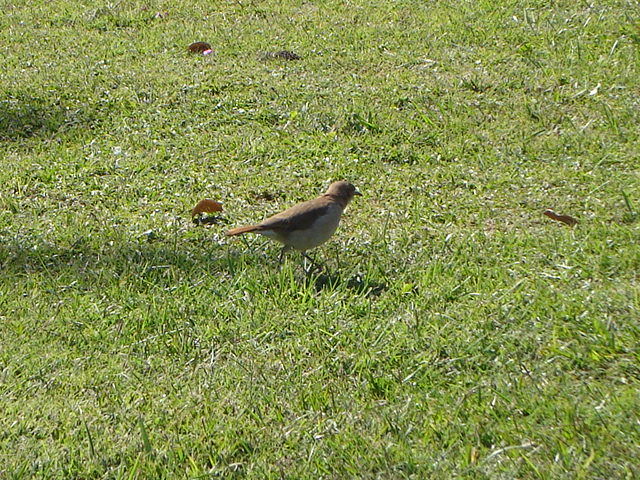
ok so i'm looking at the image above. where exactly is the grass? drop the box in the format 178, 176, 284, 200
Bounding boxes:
1, 0, 639, 478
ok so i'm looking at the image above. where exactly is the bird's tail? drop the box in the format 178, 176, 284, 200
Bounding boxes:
226, 225, 262, 236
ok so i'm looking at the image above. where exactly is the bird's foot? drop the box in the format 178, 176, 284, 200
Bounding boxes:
302, 252, 324, 275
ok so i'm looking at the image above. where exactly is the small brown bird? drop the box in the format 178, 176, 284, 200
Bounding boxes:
226, 181, 361, 262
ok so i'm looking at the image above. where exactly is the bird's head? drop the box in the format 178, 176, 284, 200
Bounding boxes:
325, 181, 362, 203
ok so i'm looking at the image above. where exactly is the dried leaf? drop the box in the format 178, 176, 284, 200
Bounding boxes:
188, 42, 212, 54
543, 209, 578, 226
192, 199, 223, 216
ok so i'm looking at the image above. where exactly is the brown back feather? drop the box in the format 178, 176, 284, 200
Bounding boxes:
226, 185, 352, 237
258, 202, 331, 233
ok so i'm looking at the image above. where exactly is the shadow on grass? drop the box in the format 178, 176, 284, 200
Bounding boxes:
0, 93, 96, 142
307, 271, 388, 297
0, 237, 228, 281
0, 237, 386, 298
222, 247, 389, 296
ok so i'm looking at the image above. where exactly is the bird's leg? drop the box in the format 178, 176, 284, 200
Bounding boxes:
278, 246, 291, 264
302, 251, 324, 274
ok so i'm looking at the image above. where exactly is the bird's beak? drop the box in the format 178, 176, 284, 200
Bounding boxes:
354, 190, 362, 196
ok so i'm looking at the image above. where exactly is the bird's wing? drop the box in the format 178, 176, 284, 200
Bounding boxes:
258, 196, 333, 233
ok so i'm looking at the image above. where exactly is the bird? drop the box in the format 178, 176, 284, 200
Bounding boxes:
226, 181, 361, 264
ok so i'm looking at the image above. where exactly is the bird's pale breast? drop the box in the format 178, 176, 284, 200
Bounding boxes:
260, 203, 343, 251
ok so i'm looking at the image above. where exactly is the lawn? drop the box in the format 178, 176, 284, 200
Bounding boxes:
1, 0, 639, 478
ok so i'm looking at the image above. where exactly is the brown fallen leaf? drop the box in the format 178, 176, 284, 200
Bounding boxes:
543, 209, 578, 226
188, 42, 212, 54
191, 199, 223, 217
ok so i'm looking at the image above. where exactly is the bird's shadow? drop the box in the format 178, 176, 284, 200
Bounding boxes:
303, 270, 388, 296
225, 245, 390, 297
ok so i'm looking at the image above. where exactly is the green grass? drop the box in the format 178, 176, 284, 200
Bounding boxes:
1, 0, 639, 478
